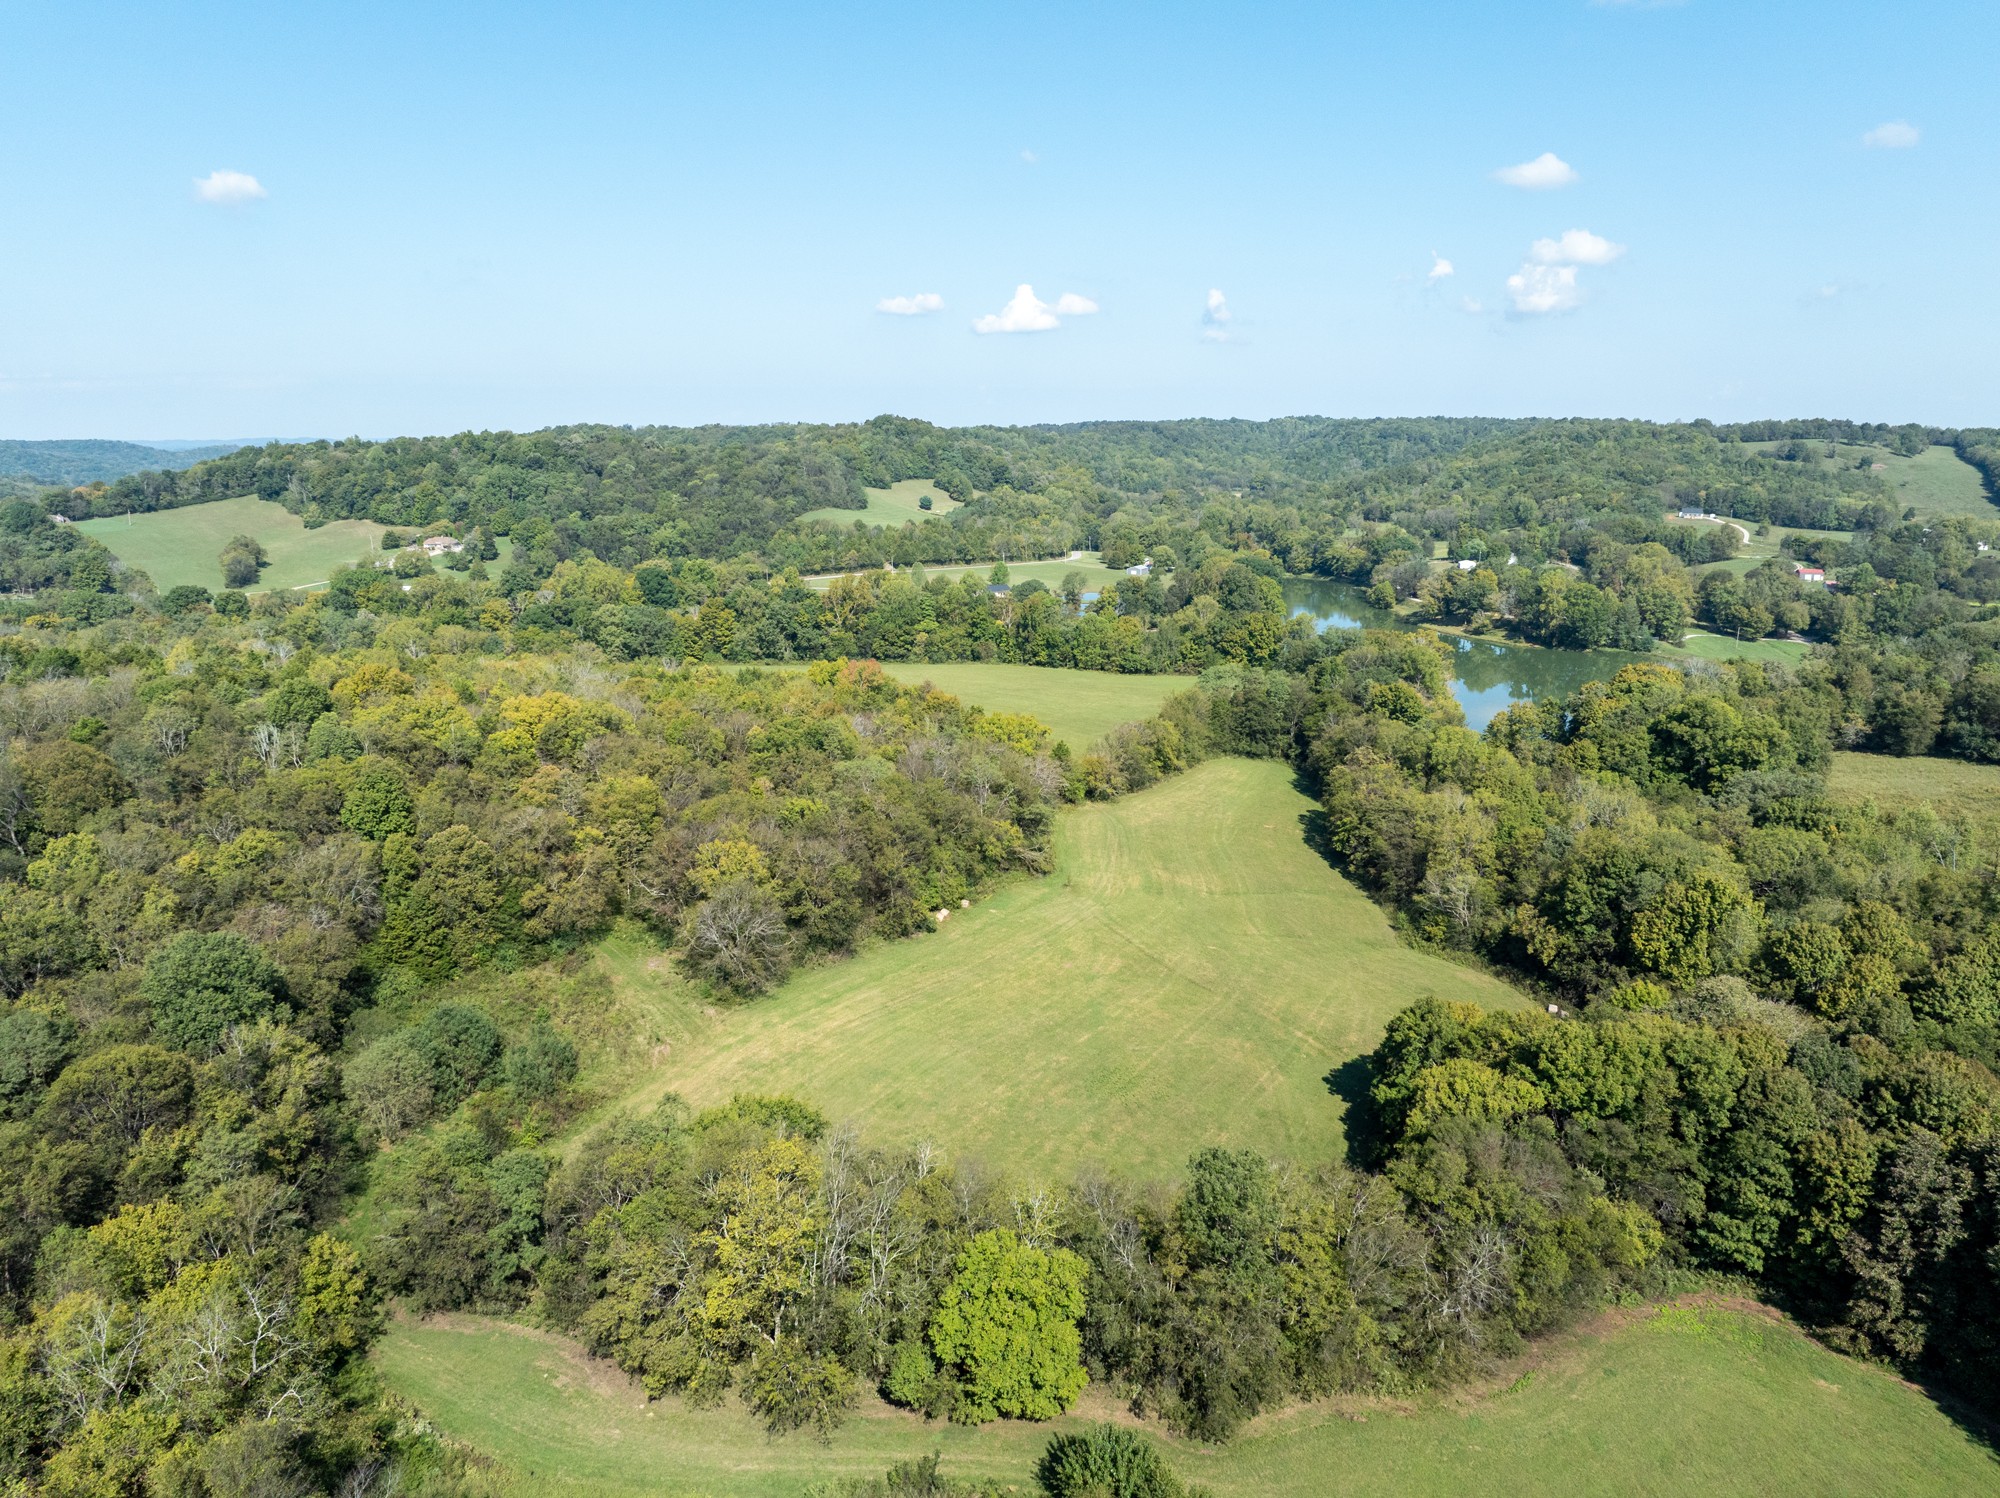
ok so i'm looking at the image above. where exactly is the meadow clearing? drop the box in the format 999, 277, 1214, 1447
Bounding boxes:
801, 478, 963, 528
876, 660, 1194, 749
372, 1301, 1999, 1498
805, 552, 1135, 593
1846, 444, 1994, 519
1829, 750, 2000, 813
76, 495, 387, 592
600, 757, 1521, 1179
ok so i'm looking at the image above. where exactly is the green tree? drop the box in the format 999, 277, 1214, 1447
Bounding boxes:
140, 932, 286, 1052
928, 1229, 1088, 1423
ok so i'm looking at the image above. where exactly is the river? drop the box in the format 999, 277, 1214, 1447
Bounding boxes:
1283, 578, 1638, 731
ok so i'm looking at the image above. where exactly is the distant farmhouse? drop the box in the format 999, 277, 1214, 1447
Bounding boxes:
420, 534, 465, 557
1677, 506, 1707, 520
1126, 558, 1153, 577
1794, 563, 1826, 583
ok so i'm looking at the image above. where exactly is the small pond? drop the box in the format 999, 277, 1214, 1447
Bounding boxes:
1283, 579, 1639, 731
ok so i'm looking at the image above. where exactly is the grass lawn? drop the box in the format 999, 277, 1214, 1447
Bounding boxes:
1829, 751, 2000, 814
875, 661, 1192, 750
801, 478, 962, 528
602, 758, 1521, 1180
77, 496, 387, 593
1667, 632, 1811, 665
373, 1302, 1999, 1498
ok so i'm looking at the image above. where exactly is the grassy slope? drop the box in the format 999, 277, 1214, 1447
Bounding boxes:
1666, 632, 1811, 665
801, 479, 962, 528
76, 495, 386, 593
875, 661, 1191, 750
373, 1304, 1998, 1498
1853, 444, 1995, 520
1829, 751, 2000, 813
610, 759, 1520, 1179
806, 553, 1134, 592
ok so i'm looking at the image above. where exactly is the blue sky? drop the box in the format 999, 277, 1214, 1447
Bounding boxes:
2, 0, 1994, 437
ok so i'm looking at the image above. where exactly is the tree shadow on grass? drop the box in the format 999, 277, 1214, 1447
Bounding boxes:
1323, 1054, 1386, 1170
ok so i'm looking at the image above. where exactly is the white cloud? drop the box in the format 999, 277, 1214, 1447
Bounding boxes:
1530, 228, 1625, 266
194, 169, 267, 205
1460, 296, 1486, 315
876, 293, 944, 316
1506, 263, 1582, 315
1021, 149, 1039, 164
1862, 120, 1920, 150
974, 284, 1061, 334
1054, 292, 1099, 316
1427, 253, 1454, 283
1493, 152, 1577, 189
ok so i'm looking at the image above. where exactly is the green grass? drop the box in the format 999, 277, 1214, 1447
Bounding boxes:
801, 479, 962, 528
604, 758, 1521, 1180
77, 496, 387, 593
805, 552, 1136, 593
374, 1303, 1999, 1498
1850, 444, 1995, 519
1829, 751, 2000, 814
874, 661, 1192, 750
1666, 632, 1811, 665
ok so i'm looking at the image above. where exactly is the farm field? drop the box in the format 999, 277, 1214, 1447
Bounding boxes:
1829, 751, 2000, 814
373, 1303, 2000, 1498
1665, 511, 1853, 579
800, 478, 962, 528
607, 758, 1522, 1179
877, 660, 1192, 749
76, 495, 386, 593
805, 551, 1136, 592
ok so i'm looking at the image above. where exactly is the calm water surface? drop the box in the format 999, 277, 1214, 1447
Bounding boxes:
1283, 579, 1637, 731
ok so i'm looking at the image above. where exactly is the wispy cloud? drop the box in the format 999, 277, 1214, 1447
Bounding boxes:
1530, 229, 1624, 266
876, 293, 944, 316
1862, 120, 1920, 150
1507, 264, 1582, 315
1202, 288, 1232, 341
1054, 292, 1098, 317
1427, 253, 1454, 283
1020, 148, 1039, 164
1493, 152, 1577, 190
194, 169, 267, 205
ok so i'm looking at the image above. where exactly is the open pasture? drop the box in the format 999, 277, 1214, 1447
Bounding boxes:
1846, 444, 1995, 519
609, 758, 1522, 1179
374, 1303, 1999, 1498
805, 552, 1136, 593
76, 495, 387, 593
801, 478, 962, 528
1829, 751, 2000, 815
877, 660, 1192, 750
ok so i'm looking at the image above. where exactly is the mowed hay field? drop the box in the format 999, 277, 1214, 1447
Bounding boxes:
77, 495, 386, 593
800, 478, 962, 528
618, 758, 1521, 1179
806, 553, 1135, 593
1855, 444, 1995, 519
1830, 751, 2000, 814
374, 1304, 1999, 1498
878, 661, 1194, 749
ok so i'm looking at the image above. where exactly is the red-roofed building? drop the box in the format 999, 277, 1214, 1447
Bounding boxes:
1795, 564, 1826, 583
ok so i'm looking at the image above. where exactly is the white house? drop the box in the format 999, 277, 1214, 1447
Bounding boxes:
1126, 558, 1152, 577
1455, 559, 1479, 572
1795, 564, 1826, 583
1677, 506, 1705, 520
420, 534, 465, 557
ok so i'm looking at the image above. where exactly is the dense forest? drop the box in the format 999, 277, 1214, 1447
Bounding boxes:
1, 415, 1998, 1494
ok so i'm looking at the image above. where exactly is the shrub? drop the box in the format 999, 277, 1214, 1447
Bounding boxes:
743, 1336, 855, 1440
413, 1003, 503, 1109
1036, 1426, 1205, 1498
503, 1023, 579, 1103
929, 1230, 1088, 1423
343, 1032, 437, 1140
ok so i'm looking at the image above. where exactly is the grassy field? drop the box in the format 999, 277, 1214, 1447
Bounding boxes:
1829, 751, 2000, 814
604, 758, 1520, 1179
1851, 444, 1995, 519
1664, 512, 1853, 580
1667, 631, 1811, 665
805, 553, 1136, 593
374, 1303, 1999, 1498
77, 496, 387, 593
801, 479, 962, 528
875, 661, 1191, 750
